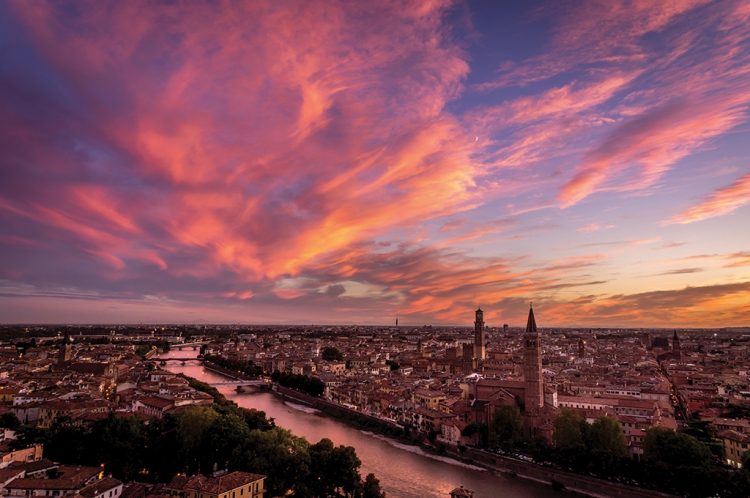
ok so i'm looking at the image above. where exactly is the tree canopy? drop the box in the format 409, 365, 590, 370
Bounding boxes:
553, 409, 586, 451
17, 380, 383, 498
321, 347, 344, 362
490, 405, 524, 450
643, 427, 713, 468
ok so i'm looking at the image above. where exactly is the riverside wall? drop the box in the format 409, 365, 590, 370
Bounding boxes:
273, 385, 402, 432
462, 448, 675, 498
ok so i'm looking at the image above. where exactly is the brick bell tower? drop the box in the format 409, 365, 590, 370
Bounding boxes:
474, 307, 486, 363
523, 305, 543, 415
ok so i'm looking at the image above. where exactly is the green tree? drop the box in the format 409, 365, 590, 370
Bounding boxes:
462, 422, 489, 448
176, 406, 218, 472
309, 438, 362, 497
491, 405, 524, 450
0, 412, 20, 429
43, 416, 91, 464
553, 409, 587, 451
683, 412, 723, 459
241, 408, 274, 431
360, 473, 386, 498
586, 416, 626, 458
643, 427, 713, 467
200, 412, 251, 472
321, 347, 344, 361
742, 450, 750, 473
89, 415, 148, 480
238, 427, 311, 497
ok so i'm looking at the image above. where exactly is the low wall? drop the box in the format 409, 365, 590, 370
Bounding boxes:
273, 385, 402, 432
463, 448, 675, 498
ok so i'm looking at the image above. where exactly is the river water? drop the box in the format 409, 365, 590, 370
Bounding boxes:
159, 351, 559, 498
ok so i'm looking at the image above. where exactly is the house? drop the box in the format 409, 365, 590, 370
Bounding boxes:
78, 478, 123, 498
5, 465, 101, 497
0, 444, 43, 468
168, 471, 266, 498
718, 429, 750, 468
132, 396, 174, 419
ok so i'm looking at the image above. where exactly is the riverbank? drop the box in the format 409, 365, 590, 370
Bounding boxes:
160, 356, 563, 498
271, 385, 676, 498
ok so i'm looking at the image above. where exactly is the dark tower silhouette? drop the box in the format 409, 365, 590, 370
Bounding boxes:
58, 332, 72, 364
474, 308, 486, 362
578, 337, 585, 358
673, 330, 681, 360
523, 305, 543, 413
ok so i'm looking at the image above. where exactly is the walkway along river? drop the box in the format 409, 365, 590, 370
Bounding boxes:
158, 350, 559, 498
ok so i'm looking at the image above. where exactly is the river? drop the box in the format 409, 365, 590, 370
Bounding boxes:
158, 350, 559, 498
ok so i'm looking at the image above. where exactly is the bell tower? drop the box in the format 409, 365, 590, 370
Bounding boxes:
523, 305, 543, 413
58, 332, 72, 364
474, 307, 486, 362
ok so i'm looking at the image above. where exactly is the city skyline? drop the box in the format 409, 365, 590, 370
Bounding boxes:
1, 0, 749, 327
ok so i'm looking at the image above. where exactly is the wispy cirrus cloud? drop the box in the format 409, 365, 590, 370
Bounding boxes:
0, 0, 748, 326
668, 173, 750, 224
577, 223, 615, 233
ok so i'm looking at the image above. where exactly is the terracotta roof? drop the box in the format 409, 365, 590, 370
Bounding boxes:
138, 396, 174, 410
183, 472, 265, 494
79, 478, 122, 498
718, 429, 750, 443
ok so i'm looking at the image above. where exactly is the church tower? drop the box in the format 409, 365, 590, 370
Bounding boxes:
474, 307, 486, 362
523, 305, 543, 413
58, 332, 72, 364
673, 330, 681, 360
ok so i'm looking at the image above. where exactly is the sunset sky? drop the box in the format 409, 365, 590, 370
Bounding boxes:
1, 0, 749, 327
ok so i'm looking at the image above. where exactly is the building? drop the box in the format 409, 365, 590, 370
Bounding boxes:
473, 308, 486, 363
169, 471, 266, 498
58, 334, 73, 364
472, 305, 554, 440
718, 430, 750, 468
523, 305, 544, 420
5, 465, 103, 498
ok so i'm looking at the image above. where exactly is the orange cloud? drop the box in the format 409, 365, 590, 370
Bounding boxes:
668, 173, 750, 224
559, 97, 750, 207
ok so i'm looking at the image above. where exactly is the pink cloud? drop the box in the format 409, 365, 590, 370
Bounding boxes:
668, 173, 750, 224
577, 223, 615, 233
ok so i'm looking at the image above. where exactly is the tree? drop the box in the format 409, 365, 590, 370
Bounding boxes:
586, 416, 626, 458
200, 412, 251, 472
176, 406, 218, 473
241, 408, 274, 431
89, 415, 148, 480
328, 441, 362, 496
321, 347, 344, 361
462, 422, 489, 448
43, 416, 91, 464
0, 412, 20, 429
643, 427, 713, 468
683, 412, 723, 458
238, 427, 311, 497
360, 473, 386, 498
742, 450, 750, 473
553, 409, 586, 451
491, 405, 524, 450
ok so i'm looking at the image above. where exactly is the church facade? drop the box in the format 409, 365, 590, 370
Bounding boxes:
471, 306, 556, 440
